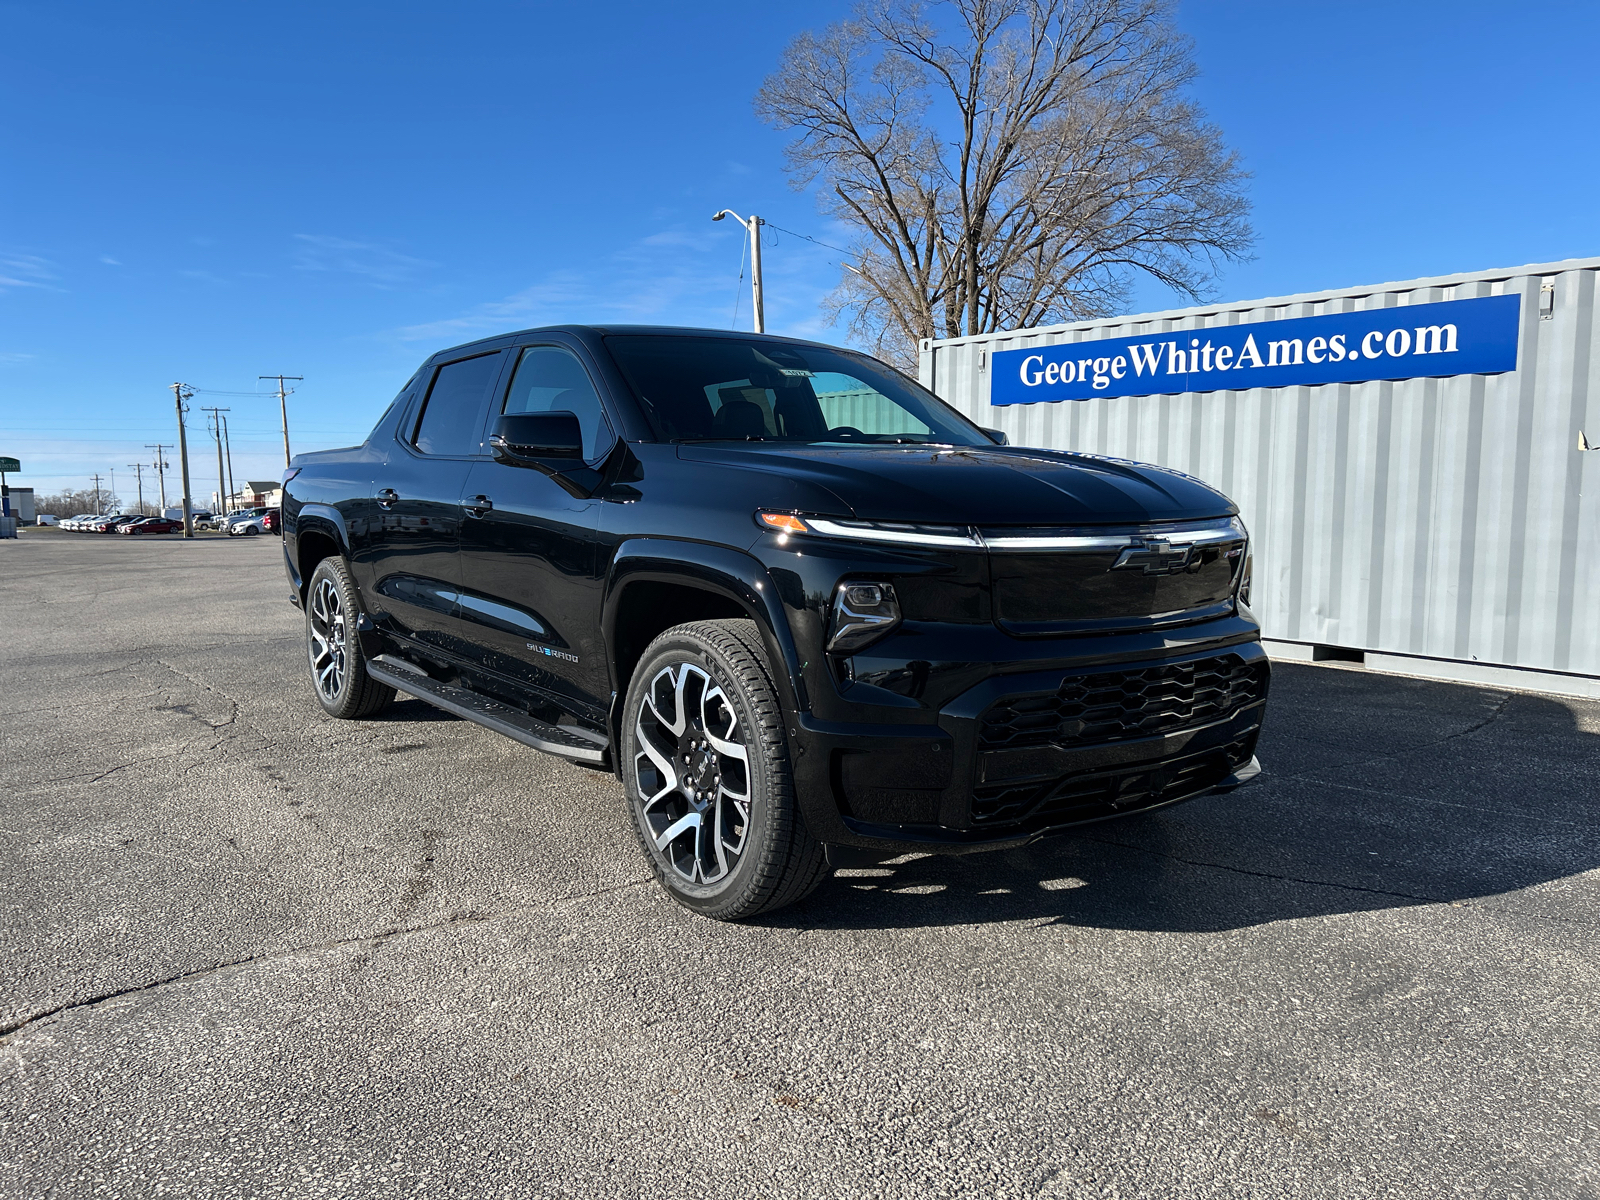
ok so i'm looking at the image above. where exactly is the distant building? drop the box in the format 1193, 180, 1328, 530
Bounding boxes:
2, 487, 36, 523
228, 482, 283, 509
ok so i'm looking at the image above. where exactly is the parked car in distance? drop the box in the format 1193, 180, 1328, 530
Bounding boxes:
283, 324, 1268, 921
120, 516, 184, 534
62, 514, 98, 530
213, 507, 262, 531
87, 514, 142, 533
227, 509, 276, 536
35, 514, 59, 526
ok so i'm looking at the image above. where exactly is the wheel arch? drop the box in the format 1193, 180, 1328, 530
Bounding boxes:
290, 503, 350, 602
604, 540, 811, 769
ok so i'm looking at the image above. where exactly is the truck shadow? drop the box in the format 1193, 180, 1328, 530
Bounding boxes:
769, 664, 1600, 934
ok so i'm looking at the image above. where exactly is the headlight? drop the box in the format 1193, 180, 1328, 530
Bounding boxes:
758, 511, 980, 549
1237, 549, 1253, 606
828, 582, 902, 654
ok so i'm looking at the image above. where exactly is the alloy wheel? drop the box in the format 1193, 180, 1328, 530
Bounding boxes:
307, 577, 348, 702
632, 662, 752, 886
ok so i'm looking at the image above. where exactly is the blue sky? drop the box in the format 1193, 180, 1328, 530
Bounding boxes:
3, 0, 1599, 501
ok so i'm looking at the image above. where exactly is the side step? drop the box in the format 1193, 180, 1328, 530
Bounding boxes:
367, 656, 608, 767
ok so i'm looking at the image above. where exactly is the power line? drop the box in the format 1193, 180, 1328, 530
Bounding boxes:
763, 221, 856, 259
187, 388, 289, 396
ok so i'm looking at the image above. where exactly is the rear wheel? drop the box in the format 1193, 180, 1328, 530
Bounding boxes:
622, 619, 827, 921
305, 556, 394, 719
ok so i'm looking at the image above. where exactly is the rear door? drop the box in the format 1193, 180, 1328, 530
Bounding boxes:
454, 337, 615, 722
365, 346, 509, 654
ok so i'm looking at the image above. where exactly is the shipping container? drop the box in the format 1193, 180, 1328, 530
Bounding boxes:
919, 256, 1600, 700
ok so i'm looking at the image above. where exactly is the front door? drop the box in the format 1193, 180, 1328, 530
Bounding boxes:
456, 341, 613, 724
366, 347, 507, 656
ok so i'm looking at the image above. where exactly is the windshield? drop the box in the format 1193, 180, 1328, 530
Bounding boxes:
603, 335, 991, 446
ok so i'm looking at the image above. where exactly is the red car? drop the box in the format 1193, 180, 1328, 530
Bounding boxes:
120, 517, 184, 535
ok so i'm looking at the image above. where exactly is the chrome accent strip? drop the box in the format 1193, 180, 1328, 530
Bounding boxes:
806, 517, 982, 548
981, 534, 1131, 550
981, 517, 1244, 552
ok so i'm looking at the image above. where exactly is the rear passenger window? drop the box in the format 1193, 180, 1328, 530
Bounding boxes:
502, 345, 613, 461
413, 352, 502, 455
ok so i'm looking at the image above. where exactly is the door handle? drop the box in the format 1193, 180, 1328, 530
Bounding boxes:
376, 488, 399, 509
464, 494, 493, 517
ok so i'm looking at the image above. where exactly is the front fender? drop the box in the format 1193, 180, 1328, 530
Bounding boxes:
603, 536, 811, 728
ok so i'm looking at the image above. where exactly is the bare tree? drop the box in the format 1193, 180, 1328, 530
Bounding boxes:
756, 0, 1252, 365
35, 488, 127, 517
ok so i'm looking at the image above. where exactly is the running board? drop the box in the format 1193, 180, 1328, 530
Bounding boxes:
367, 657, 608, 766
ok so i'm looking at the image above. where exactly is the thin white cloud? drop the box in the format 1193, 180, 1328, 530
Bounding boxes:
100, 256, 122, 266
0, 352, 35, 365
294, 235, 433, 287
0, 254, 60, 292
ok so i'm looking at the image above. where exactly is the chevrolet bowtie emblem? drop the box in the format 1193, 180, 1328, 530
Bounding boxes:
1112, 538, 1195, 575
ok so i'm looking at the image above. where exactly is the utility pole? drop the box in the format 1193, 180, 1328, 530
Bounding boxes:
145, 444, 171, 512
110, 468, 116, 510
126, 462, 146, 513
90, 473, 104, 515
220, 414, 236, 513
258, 375, 302, 468
711, 210, 764, 333
171, 383, 196, 538
202, 407, 229, 521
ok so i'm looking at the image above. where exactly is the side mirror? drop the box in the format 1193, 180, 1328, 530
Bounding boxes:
982, 427, 1009, 446
490, 411, 584, 468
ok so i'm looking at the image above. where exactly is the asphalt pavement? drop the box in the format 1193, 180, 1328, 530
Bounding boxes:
1, 531, 1596, 1198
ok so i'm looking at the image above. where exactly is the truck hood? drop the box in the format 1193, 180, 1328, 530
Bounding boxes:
674, 443, 1234, 526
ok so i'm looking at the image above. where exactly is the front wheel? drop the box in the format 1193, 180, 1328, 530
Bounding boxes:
622, 619, 827, 921
304, 556, 394, 719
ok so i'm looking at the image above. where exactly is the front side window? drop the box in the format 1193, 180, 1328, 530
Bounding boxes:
603, 336, 989, 446
413, 351, 502, 456
502, 345, 612, 461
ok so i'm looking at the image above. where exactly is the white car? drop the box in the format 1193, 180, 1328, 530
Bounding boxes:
63, 514, 98, 530
227, 511, 272, 536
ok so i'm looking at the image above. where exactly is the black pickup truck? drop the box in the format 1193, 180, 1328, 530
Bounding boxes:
282, 326, 1267, 920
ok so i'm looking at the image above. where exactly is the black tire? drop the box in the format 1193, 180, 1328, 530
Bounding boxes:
244, 525, 260, 536
305, 556, 394, 720
622, 618, 827, 921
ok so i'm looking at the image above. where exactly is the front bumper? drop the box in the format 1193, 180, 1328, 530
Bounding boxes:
790, 640, 1269, 856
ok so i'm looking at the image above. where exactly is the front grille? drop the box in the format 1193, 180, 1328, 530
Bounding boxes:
978, 654, 1267, 753
970, 739, 1251, 827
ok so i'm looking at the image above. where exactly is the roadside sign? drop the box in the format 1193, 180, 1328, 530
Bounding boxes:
0, 457, 18, 473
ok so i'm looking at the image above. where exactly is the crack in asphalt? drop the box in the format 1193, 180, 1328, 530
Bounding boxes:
0, 878, 652, 1045
1075, 834, 1447, 902
1076, 835, 1600, 929
1278, 692, 1514, 789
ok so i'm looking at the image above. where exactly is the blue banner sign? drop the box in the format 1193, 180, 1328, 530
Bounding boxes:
990, 294, 1521, 406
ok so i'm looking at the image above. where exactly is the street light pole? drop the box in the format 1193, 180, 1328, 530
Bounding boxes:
259, 375, 302, 468
202, 407, 229, 518
711, 210, 764, 333
221, 415, 235, 513
145, 444, 171, 513
171, 382, 196, 538
126, 462, 146, 513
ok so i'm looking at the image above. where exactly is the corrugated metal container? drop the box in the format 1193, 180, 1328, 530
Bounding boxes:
919, 256, 1600, 699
